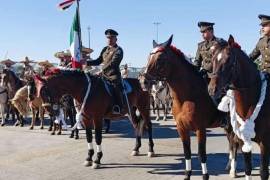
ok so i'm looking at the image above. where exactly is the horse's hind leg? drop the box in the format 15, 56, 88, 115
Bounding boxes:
259, 141, 269, 180
227, 139, 238, 178
40, 107, 45, 129
84, 123, 94, 167
196, 129, 209, 180
104, 119, 111, 133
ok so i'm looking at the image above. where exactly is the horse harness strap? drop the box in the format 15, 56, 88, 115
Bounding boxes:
0, 89, 7, 95
72, 73, 91, 130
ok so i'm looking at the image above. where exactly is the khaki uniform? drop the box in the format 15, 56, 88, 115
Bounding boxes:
87, 44, 123, 82
194, 37, 222, 72
249, 36, 270, 72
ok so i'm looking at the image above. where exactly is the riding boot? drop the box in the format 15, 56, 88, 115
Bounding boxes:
112, 84, 123, 114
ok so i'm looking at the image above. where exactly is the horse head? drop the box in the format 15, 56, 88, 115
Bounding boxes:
208, 35, 242, 99
1, 69, 11, 87
31, 74, 58, 116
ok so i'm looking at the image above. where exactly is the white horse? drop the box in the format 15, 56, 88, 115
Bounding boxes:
0, 85, 8, 126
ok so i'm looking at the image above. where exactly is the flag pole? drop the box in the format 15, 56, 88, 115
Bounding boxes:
76, 0, 82, 58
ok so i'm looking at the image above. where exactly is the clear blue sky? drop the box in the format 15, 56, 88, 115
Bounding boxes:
0, 0, 268, 67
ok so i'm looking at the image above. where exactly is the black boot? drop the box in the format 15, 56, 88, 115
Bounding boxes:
112, 83, 123, 115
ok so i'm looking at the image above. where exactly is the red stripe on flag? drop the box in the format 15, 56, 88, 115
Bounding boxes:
59, 0, 75, 7
58, 0, 75, 10
72, 59, 82, 69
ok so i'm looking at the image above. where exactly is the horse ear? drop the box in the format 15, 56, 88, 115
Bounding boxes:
161, 35, 173, 48
228, 34, 235, 47
153, 40, 158, 48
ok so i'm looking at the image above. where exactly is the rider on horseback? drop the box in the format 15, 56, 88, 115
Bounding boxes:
87, 29, 124, 114
194, 21, 228, 127
249, 14, 270, 73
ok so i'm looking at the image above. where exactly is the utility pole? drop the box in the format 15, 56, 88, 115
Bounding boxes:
153, 22, 161, 43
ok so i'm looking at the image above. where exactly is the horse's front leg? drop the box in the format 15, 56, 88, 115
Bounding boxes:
259, 141, 269, 180
196, 129, 209, 180
0, 104, 6, 126
29, 108, 36, 130
227, 138, 239, 178
178, 126, 192, 180
40, 107, 45, 129
92, 120, 103, 169
243, 151, 252, 179
84, 123, 94, 167
162, 104, 167, 121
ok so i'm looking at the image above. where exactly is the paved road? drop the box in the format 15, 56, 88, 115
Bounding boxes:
0, 118, 263, 180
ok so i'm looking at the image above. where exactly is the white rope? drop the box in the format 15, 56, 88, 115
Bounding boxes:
72, 73, 91, 130
218, 73, 267, 152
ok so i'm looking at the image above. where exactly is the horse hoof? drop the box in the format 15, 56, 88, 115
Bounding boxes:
155, 117, 160, 121
29, 127, 34, 130
75, 136, 79, 140
57, 132, 61, 135
184, 170, 192, 180
92, 163, 100, 169
69, 135, 74, 138
202, 173, 209, 180
48, 127, 52, 131
51, 132, 55, 135
1, 123, 5, 127
84, 160, 92, 167
131, 151, 139, 156
147, 151, 155, 157
40, 126, 44, 130
229, 170, 237, 178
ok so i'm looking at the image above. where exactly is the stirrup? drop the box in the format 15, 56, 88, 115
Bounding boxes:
112, 105, 121, 114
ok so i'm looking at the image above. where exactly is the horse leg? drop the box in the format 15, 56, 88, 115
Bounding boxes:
84, 124, 94, 166
51, 121, 56, 135
178, 127, 192, 180
227, 140, 238, 178
155, 104, 160, 121
69, 110, 75, 138
196, 129, 209, 180
162, 104, 167, 121
243, 151, 252, 179
146, 120, 154, 157
92, 119, 103, 169
30, 108, 35, 130
0, 105, 5, 126
104, 119, 111, 134
48, 115, 53, 131
259, 141, 269, 180
57, 122, 62, 135
40, 107, 44, 129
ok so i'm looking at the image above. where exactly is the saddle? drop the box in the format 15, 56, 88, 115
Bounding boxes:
102, 78, 132, 96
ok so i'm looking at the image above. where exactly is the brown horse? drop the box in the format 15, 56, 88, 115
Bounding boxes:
145, 36, 227, 180
1, 69, 25, 126
30, 69, 154, 169
208, 35, 270, 180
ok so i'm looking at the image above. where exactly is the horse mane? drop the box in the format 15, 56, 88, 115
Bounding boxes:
168, 46, 202, 79
7, 70, 22, 86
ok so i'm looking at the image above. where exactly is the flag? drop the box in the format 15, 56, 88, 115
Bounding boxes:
58, 0, 76, 11
70, 7, 82, 69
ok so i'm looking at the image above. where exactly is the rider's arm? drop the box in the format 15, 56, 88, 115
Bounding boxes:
87, 47, 106, 66
249, 40, 261, 61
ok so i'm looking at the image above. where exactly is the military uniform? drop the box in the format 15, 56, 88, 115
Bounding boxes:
194, 22, 225, 73
87, 29, 124, 114
249, 14, 270, 72
194, 36, 222, 72
87, 44, 123, 82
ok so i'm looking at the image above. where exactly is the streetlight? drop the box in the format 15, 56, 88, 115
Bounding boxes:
87, 26, 91, 49
153, 22, 161, 43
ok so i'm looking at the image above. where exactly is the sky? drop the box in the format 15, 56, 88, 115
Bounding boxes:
0, 0, 268, 67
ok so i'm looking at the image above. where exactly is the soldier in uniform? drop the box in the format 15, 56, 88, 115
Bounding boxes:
194, 22, 226, 81
249, 14, 270, 73
194, 22, 227, 127
87, 29, 124, 114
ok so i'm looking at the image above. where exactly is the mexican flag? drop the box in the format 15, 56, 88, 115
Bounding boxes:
70, 7, 82, 69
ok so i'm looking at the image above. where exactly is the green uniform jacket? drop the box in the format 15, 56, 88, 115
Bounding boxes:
87, 44, 123, 82
194, 36, 221, 72
249, 36, 270, 72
